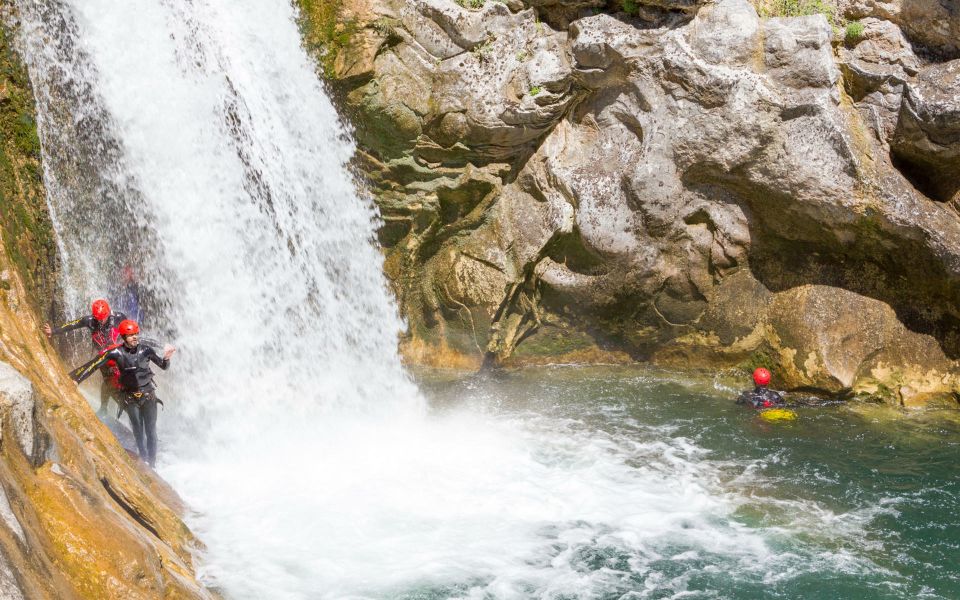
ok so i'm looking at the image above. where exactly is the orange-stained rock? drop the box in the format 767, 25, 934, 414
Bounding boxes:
0, 249, 216, 599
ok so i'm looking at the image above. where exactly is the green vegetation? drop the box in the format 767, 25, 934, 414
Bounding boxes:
845, 20, 865, 44
296, 0, 359, 79
738, 348, 777, 376
529, 86, 542, 96
371, 17, 400, 38
622, 0, 640, 16
456, 0, 486, 8
0, 24, 59, 310
754, 0, 837, 27
473, 34, 496, 62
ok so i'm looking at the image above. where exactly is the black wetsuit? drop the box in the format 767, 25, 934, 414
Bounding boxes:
51, 311, 128, 348
73, 343, 170, 466
51, 311, 128, 413
736, 385, 786, 409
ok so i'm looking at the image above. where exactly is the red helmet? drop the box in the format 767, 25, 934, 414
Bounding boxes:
91, 299, 111, 321
118, 319, 139, 336
753, 367, 772, 386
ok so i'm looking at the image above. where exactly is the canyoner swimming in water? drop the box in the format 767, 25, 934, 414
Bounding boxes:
44, 298, 127, 415
737, 368, 786, 409
736, 368, 799, 422
71, 319, 176, 467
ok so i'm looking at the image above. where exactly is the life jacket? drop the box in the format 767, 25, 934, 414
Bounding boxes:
90, 314, 125, 349
99, 341, 123, 388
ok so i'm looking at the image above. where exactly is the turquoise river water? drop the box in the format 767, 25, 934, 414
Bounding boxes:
409, 365, 960, 600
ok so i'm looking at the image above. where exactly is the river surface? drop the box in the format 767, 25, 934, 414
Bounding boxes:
405, 366, 960, 600
164, 365, 959, 600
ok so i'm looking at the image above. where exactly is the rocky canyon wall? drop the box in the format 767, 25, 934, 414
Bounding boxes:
302, 0, 960, 406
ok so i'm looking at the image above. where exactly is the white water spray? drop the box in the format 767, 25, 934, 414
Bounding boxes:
15, 1, 897, 598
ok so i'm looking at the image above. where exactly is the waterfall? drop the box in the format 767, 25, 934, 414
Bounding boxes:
16, 0, 421, 420
16, 0, 430, 594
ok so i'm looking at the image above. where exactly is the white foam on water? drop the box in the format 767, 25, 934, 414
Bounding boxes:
166, 408, 786, 599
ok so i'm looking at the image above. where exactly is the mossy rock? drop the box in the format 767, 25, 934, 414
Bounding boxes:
0, 23, 59, 314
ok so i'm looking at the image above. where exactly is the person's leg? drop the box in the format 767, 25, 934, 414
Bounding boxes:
98, 376, 111, 415
126, 400, 147, 460
141, 395, 159, 467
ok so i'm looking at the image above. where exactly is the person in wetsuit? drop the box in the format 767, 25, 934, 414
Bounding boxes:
44, 299, 127, 415
737, 367, 786, 409
71, 319, 176, 467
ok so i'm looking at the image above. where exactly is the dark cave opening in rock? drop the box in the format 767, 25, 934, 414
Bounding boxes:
890, 150, 960, 204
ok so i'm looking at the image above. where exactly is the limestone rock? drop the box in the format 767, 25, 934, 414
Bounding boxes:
0, 361, 35, 459
839, 0, 960, 59
0, 551, 25, 600
844, 17, 919, 74
838, 17, 919, 142
769, 285, 955, 393
0, 483, 26, 545
308, 0, 960, 404
689, 0, 760, 67
891, 60, 960, 203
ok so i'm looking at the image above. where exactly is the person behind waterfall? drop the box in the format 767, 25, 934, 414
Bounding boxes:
71, 319, 175, 467
736, 368, 785, 409
44, 298, 127, 415
112, 265, 143, 324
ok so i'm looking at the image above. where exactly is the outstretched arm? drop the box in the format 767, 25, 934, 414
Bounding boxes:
70, 349, 115, 384
46, 315, 93, 338
145, 345, 174, 370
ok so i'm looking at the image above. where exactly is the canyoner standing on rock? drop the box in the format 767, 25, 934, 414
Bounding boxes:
70, 319, 176, 467
44, 298, 127, 415
737, 367, 786, 409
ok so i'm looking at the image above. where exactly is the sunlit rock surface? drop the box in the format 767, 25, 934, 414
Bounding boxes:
839, 0, 960, 60
300, 0, 960, 403
304, 0, 960, 403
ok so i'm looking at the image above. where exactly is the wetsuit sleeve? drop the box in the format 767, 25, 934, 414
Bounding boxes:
52, 315, 94, 336
71, 349, 117, 383
140, 337, 161, 350
145, 346, 170, 370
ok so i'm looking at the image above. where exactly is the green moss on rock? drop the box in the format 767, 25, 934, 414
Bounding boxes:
0, 23, 59, 313
298, 0, 351, 78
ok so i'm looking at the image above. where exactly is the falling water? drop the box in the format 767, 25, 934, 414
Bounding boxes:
14, 1, 955, 599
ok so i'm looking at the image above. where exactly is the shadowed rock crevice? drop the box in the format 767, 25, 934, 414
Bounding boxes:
100, 477, 162, 541
889, 150, 959, 203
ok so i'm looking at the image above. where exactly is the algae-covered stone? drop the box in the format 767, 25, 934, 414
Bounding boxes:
0, 21, 59, 314
769, 285, 956, 394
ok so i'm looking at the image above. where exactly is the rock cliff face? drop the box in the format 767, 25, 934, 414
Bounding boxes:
304, 0, 960, 405
0, 13, 213, 599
